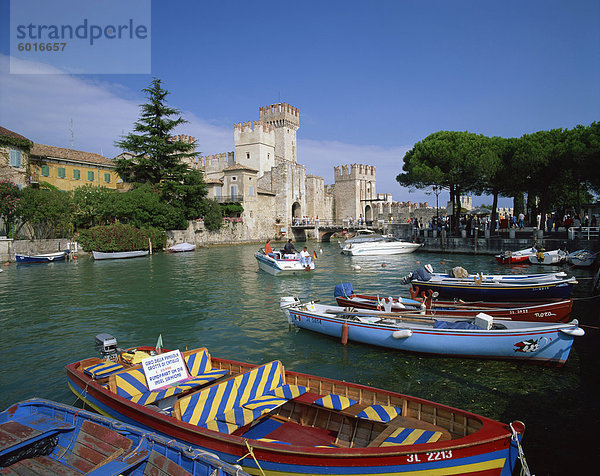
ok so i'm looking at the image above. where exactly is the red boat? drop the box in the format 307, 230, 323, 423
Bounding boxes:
66, 335, 527, 476
495, 247, 537, 264
335, 292, 572, 322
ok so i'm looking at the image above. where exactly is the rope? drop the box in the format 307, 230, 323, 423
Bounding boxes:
510, 423, 533, 476
237, 440, 266, 476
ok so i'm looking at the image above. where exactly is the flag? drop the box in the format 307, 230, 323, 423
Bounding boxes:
313, 251, 318, 259
155, 334, 163, 354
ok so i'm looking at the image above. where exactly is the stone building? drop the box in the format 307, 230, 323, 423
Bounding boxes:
0, 126, 32, 189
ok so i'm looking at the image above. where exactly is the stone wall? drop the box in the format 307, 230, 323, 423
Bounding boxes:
0, 238, 79, 262
0, 144, 29, 188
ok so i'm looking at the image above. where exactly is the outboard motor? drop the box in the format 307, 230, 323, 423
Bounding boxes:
95, 333, 120, 362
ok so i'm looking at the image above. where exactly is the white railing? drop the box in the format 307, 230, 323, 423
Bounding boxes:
568, 227, 600, 239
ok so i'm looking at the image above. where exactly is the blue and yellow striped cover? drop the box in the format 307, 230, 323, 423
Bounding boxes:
313, 394, 357, 411
83, 361, 123, 379
243, 394, 288, 413
380, 427, 443, 446
114, 368, 183, 405
267, 384, 307, 400
178, 360, 284, 426
183, 349, 211, 376
356, 404, 402, 423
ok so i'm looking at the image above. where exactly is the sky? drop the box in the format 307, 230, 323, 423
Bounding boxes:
1, 0, 598, 208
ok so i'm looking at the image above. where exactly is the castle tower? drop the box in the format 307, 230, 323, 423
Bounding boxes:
259, 103, 299, 163
234, 121, 275, 177
333, 164, 377, 222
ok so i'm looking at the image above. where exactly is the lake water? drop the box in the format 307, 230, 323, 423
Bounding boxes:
0, 242, 598, 475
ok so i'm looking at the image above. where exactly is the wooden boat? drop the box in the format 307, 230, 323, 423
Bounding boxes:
410, 276, 577, 301
255, 249, 315, 275
281, 299, 584, 366
0, 398, 247, 475
66, 334, 528, 475
339, 230, 422, 256
566, 249, 597, 268
528, 249, 567, 265
495, 247, 537, 264
92, 250, 149, 260
167, 242, 196, 252
427, 270, 569, 284
15, 250, 68, 264
333, 285, 573, 322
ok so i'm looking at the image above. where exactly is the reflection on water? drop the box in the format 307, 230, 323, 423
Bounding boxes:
0, 242, 598, 474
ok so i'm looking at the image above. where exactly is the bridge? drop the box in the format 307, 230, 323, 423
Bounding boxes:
288, 219, 389, 242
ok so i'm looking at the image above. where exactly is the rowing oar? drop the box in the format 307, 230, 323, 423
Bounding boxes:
326, 309, 510, 321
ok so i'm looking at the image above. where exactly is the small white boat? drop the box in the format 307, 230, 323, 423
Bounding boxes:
495, 246, 538, 264
167, 242, 196, 252
566, 249, 596, 268
339, 230, 422, 256
92, 250, 149, 260
255, 250, 315, 275
528, 249, 567, 265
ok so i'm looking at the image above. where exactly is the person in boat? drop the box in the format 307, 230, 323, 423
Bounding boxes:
264, 239, 273, 255
300, 246, 312, 267
283, 239, 297, 255
399, 264, 434, 284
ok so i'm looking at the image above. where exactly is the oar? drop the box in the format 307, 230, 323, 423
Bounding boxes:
326, 308, 509, 321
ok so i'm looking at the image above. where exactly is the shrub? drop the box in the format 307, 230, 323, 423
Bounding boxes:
77, 223, 166, 252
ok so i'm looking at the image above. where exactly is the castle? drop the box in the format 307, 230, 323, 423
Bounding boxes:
178, 103, 433, 239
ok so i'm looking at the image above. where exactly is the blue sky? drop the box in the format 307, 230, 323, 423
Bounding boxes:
1, 0, 598, 207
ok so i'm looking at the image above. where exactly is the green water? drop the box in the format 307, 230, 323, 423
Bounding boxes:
1, 242, 598, 475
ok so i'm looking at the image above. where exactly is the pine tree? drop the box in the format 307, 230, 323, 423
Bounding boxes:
115, 78, 197, 184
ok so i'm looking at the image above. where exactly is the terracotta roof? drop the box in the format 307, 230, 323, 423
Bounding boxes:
0, 126, 31, 142
224, 164, 258, 173
30, 143, 115, 167
205, 178, 224, 184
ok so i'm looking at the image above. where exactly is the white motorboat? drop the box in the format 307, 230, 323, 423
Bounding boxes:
167, 242, 196, 252
339, 229, 422, 256
528, 249, 567, 265
255, 250, 315, 275
92, 250, 149, 260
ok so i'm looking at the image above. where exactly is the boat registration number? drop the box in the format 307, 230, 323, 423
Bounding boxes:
406, 450, 453, 463
307, 317, 322, 324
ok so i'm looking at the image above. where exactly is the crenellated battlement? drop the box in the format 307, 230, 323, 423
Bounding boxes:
334, 164, 376, 182
259, 102, 300, 129
233, 120, 275, 134
170, 134, 196, 144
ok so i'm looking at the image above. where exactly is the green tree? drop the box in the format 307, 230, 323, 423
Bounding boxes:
18, 188, 73, 239
72, 184, 115, 229
200, 199, 223, 231
0, 180, 22, 238
115, 78, 198, 185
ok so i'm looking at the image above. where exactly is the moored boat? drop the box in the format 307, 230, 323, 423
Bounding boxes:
339, 230, 422, 256
281, 299, 584, 366
67, 334, 528, 475
566, 249, 597, 268
16, 250, 68, 264
167, 242, 196, 252
333, 284, 572, 322
255, 249, 315, 275
92, 250, 149, 260
0, 398, 247, 475
528, 249, 567, 265
495, 247, 537, 264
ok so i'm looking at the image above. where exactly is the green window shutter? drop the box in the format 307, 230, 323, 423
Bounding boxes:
58, 167, 66, 178
9, 149, 21, 167
41, 165, 50, 177
88, 171, 95, 181
73, 169, 80, 180
104, 173, 111, 183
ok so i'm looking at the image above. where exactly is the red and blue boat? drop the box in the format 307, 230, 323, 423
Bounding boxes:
66, 334, 528, 475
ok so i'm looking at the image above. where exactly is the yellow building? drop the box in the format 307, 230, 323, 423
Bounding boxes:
29, 143, 122, 191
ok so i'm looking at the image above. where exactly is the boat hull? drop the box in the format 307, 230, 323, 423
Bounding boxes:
410, 280, 575, 301
16, 251, 67, 263
341, 241, 422, 256
335, 294, 572, 322
0, 398, 245, 475
286, 305, 580, 366
255, 251, 315, 275
567, 250, 596, 268
495, 247, 536, 264
66, 352, 524, 476
92, 250, 149, 260
528, 250, 567, 265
